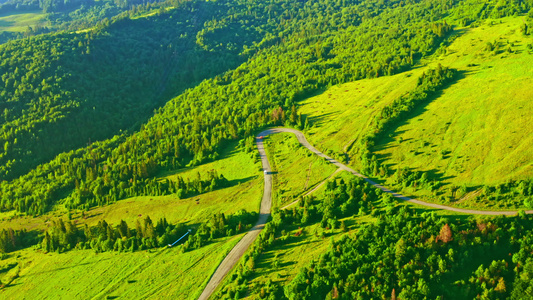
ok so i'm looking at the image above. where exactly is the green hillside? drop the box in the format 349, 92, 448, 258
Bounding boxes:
0, 0, 532, 299
0, 235, 242, 299
300, 17, 533, 209
376, 17, 533, 196
1, 0, 460, 217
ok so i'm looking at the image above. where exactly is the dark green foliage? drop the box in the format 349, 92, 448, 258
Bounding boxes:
216, 177, 381, 299
182, 209, 257, 251
0, 227, 32, 253
216, 178, 533, 299
2, 0, 454, 215
41, 209, 257, 253
0, 0, 532, 217
282, 210, 533, 300
0, 0, 171, 41
41, 216, 188, 253
0, 0, 251, 181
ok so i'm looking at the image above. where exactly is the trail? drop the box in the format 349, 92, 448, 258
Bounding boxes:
198, 127, 533, 299
197, 131, 272, 300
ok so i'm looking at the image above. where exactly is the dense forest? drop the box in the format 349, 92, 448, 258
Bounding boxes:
3, 0, 531, 217
0, 0, 171, 37
214, 178, 533, 299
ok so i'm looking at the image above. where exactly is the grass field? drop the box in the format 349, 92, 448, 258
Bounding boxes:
0, 11, 45, 32
0, 141, 264, 298
376, 17, 533, 188
263, 133, 338, 208
0, 141, 263, 232
299, 17, 533, 208
0, 234, 243, 299
300, 71, 423, 169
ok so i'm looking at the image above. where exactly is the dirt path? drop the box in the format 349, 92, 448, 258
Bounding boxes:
197, 130, 273, 300
198, 127, 532, 299
272, 128, 533, 215
281, 168, 343, 210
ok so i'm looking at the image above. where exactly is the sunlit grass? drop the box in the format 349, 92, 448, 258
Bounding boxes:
0, 11, 45, 32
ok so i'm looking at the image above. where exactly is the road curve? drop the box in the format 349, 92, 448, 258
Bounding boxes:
199, 127, 532, 299
268, 128, 533, 216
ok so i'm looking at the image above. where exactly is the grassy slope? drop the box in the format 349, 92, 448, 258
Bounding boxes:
300, 17, 532, 206
376, 17, 533, 189
300, 73, 422, 161
0, 11, 45, 32
264, 133, 338, 208
0, 141, 262, 231
0, 142, 262, 298
0, 234, 242, 299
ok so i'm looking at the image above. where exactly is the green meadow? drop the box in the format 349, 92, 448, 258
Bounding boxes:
300, 17, 533, 208
0, 11, 45, 32
376, 17, 533, 188
0, 142, 262, 298
0, 234, 242, 299
0, 141, 262, 232
263, 132, 338, 208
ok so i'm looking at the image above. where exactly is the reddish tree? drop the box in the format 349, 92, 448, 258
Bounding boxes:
437, 224, 453, 243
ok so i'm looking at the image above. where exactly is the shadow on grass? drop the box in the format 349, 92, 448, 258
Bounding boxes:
227, 175, 257, 186
0, 19, 15, 28
367, 70, 474, 193
23, 257, 113, 277
304, 111, 340, 128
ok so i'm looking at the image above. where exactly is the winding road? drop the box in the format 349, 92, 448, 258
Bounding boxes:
198, 127, 533, 300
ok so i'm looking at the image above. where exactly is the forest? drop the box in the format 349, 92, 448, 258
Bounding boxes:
213, 178, 533, 300
2, 0, 531, 218
0, 0, 532, 297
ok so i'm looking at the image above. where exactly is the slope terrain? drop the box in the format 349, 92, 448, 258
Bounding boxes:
300, 17, 533, 209
376, 17, 533, 188
0, 1, 532, 299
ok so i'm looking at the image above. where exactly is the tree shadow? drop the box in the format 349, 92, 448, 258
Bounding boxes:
23, 257, 113, 277
304, 111, 340, 128
370, 70, 471, 186
0, 19, 14, 28
227, 175, 258, 186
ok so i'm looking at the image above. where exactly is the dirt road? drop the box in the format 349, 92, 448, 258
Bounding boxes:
197, 130, 272, 300
198, 127, 532, 299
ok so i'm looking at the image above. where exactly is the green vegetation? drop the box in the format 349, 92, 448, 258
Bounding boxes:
375, 18, 533, 209
0, 140, 262, 232
215, 175, 533, 300
0, 11, 45, 32
0, 0, 171, 43
0, 234, 242, 298
1, 0, 464, 217
264, 133, 338, 207
301, 17, 533, 210
0, 0, 532, 298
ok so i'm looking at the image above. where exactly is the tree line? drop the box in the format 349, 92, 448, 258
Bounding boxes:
0, 0, 473, 216
40, 209, 257, 253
